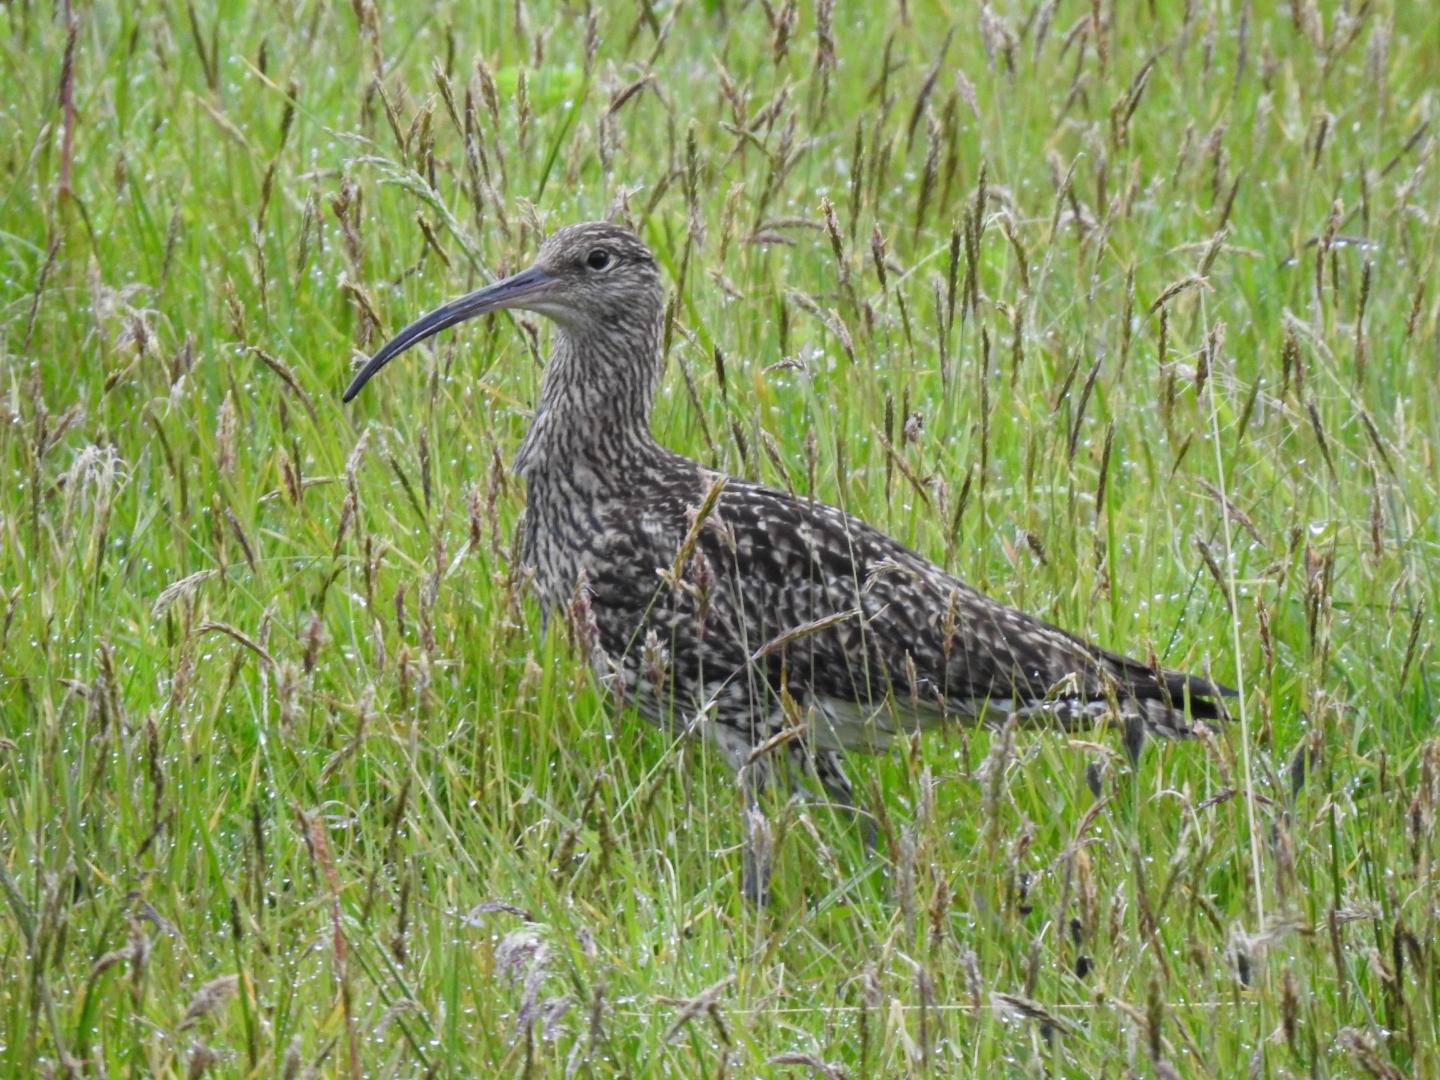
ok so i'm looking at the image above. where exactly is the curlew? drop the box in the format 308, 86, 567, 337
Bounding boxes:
343, 221, 1231, 902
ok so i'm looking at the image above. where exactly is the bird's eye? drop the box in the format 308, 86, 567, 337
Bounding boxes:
586, 248, 612, 270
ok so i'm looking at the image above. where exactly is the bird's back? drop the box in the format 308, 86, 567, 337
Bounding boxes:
549, 455, 1228, 755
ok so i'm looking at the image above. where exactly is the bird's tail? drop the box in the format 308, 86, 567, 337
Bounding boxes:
1002, 655, 1233, 759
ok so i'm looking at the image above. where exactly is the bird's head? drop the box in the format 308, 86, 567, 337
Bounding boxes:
342, 221, 661, 402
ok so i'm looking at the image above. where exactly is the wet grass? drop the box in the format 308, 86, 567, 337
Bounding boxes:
1, 0, 1438, 1075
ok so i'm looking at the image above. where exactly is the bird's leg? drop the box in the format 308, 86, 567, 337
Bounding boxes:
825, 752, 880, 856
1122, 711, 1148, 764
788, 742, 879, 855
734, 752, 779, 907
712, 725, 776, 906
797, 745, 855, 810
740, 794, 772, 908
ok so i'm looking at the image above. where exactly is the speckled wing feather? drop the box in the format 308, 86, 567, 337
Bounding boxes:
577, 458, 1230, 758
716, 476, 1229, 745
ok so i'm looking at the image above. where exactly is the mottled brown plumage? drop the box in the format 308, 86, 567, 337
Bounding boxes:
344, 221, 1232, 901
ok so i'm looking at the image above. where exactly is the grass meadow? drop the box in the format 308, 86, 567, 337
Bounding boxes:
2, 0, 1438, 1075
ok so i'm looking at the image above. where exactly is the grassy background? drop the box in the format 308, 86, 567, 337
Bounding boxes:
2, 0, 1438, 1075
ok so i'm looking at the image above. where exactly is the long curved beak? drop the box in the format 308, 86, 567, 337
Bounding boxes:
342, 265, 553, 402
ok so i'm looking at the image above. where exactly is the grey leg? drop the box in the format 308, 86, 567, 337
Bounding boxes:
808, 746, 855, 809
740, 802, 772, 907
790, 742, 877, 853
712, 724, 776, 907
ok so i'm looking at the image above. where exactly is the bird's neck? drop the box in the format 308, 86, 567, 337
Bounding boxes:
513, 316, 664, 485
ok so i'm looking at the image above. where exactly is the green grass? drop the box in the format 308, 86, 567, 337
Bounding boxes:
2, 0, 1438, 1075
